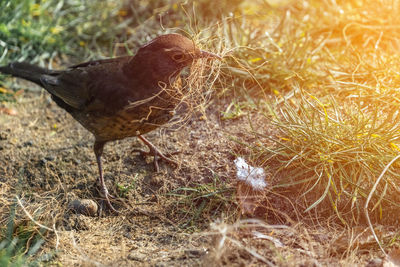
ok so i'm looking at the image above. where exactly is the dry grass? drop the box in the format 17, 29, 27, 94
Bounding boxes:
208, 0, 400, 220
2, 0, 400, 266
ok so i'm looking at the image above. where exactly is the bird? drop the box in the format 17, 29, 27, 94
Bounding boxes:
0, 33, 221, 213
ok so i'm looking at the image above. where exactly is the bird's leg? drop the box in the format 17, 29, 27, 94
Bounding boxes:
94, 141, 119, 214
133, 135, 178, 172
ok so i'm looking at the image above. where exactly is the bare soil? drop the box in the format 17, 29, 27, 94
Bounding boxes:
0, 86, 386, 266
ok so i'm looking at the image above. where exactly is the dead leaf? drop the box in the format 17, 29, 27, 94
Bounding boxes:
14, 89, 24, 97
0, 107, 17, 116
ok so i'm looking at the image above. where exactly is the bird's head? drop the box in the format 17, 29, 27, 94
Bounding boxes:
132, 34, 221, 81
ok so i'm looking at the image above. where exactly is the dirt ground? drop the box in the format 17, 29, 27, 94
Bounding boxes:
0, 86, 388, 266
0, 85, 243, 266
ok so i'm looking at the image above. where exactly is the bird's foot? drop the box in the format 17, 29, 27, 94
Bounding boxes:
134, 135, 178, 172
99, 185, 119, 214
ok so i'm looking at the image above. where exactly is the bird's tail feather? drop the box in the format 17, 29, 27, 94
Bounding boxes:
0, 62, 51, 86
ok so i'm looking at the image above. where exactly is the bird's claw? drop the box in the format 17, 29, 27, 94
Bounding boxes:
99, 186, 116, 199
133, 147, 178, 172
98, 185, 119, 214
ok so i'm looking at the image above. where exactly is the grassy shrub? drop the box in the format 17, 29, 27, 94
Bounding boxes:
0, 202, 49, 266
0, 0, 125, 66
219, 0, 400, 224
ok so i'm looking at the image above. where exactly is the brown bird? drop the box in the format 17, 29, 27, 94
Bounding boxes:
0, 33, 220, 213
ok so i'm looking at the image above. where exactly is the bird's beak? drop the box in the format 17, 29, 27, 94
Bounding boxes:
197, 50, 222, 60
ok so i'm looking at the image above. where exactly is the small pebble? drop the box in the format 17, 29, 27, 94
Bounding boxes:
127, 251, 146, 262
184, 249, 207, 258
0, 132, 9, 140
68, 199, 98, 217
365, 258, 383, 267
45, 155, 55, 161
23, 140, 34, 147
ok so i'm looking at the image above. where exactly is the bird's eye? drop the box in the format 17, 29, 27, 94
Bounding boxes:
172, 53, 186, 62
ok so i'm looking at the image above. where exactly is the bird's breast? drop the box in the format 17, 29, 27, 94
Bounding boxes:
72, 83, 182, 142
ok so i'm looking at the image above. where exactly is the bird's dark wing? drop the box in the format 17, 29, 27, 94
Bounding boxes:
69, 56, 131, 69
40, 57, 132, 111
